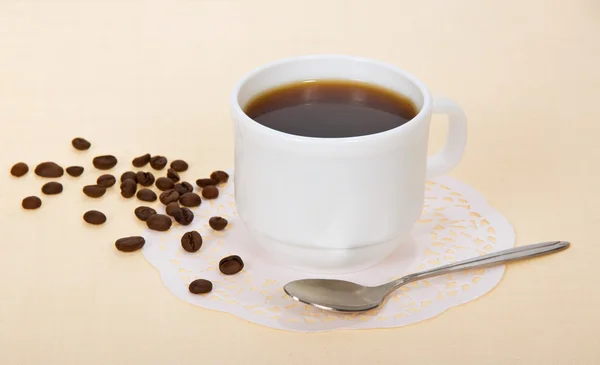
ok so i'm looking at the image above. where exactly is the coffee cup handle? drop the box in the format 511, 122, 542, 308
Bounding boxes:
426, 97, 467, 177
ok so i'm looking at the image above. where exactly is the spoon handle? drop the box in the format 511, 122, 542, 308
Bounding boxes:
385, 241, 570, 291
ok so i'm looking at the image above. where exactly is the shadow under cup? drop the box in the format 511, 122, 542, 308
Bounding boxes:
231, 55, 433, 274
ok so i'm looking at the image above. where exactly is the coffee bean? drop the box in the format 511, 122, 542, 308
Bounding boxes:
181, 230, 202, 252
159, 189, 180, 205
179, 192, 201, 207
66, 166, 84, 177
196, 178, 217, 188
202, 185, 219, 199
83, 210, 106, 225
93, 155, 117, 170
146, 214, 172, 231
10, 162, 28, 177
219, 255, 244, 275
167, 168, 180, 182
72, 137, 91, 151
150, 155, 167, 170
174, 207, 194, 225
165, 202, 181, 217
136, 188, 157, 202
209, 216, 228, 231
188, 279, 212, 294
120, 171, 137, 183
83, 184, 106, 198
35, 162, 64, 178
174, 181, 193, 195
115, 236, 145, 252
97, 174, 116, 188
210, 170, 229, 184
136, 171, 155, 187
134, 206, 156, 221
155, 177, 174, 191
132, 153, 151, 168
170, 159, 188, 172
41, 182, 63, 195
22, 196, 41, 209
120, 179, 137, 198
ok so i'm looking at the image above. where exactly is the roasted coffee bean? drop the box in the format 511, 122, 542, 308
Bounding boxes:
174, 181, 193, 195
219, 255, 244, 275
134, 206, 156, 221
210, 170, 229, 184
120, 171, 137, 183
165, 202, 181, 217
174, 207, 194, 225
93, 155, 117, 170
66, 166, 84, 177
132, 153, 151, 168
209, 216, 228, 231
188, 279, 212, 294
150, 155, 167, 170
146, 214, 172, 231
167, 168, 180, 182
97, 174, 116, 188
115, 236, 145, 252
136, 171, 155, 187
83, 184, 106, 198
170, 159, 188, 172
22, 196, 41, 209
155, 177, 174, 191
35, 162, 64, 178
41, 182, 63, 195
179, 192, 201, 207
120, 179, 137, 198
202, 185, 219, 199
10, 162, 28, 177
196, 178, 217, 188
136, 188, 157, 202
72, 137, 91, 151
83, 210, 106, 225
181, 230, 202, 252
159, 189, 180, 205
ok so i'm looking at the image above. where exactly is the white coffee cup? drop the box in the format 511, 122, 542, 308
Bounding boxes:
231, 55, 466, 273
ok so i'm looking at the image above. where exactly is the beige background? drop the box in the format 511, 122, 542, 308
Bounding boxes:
0, 1, 598, 364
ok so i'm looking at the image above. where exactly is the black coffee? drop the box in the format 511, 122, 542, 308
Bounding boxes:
244, 80, 418, 138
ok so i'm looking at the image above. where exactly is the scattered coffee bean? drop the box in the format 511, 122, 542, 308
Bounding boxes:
165, 202, 181, 217
167, 168, 180, 182
66, 166, 84, 177
159, 189, 180, 205
219, 255, 244, 275
174, 181, 193, 195
146, 214, 172, 231
181, 230, 202, 252
170, 159, 188, 172
196, 178, 217, 188
35, 162, 64, 178
136, 171, 155, 187
93, 155, 117, 170
120, 171, 137, 183
188, 279, 212, 294
136, 188, 157, 202
120, 179, 137, 198
134, 206, 156, 221
210, 170, 229, 184
150, 155, 167, 170
202, 185, 219, 199
174, 207, 194, 225
97, 174, 116, 188
209, 216, 228, 231
41, 182, 63, 195
72, 137, 91, 151
82, 184, 106, 198
10, 162, 28, 177
132, 153, 151, 168
179, 192, 201, 207
22, 196, 42, 209
155, 177, 174, 191
83, 210, 106, 225
115, 236, 145, 252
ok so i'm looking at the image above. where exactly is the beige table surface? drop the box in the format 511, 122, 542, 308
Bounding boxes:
1, 1, 599, 364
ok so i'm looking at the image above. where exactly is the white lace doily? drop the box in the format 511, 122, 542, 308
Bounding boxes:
142, 172, 514, 332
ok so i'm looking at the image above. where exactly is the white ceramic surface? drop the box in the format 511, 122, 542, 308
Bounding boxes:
230, 55, 467, 273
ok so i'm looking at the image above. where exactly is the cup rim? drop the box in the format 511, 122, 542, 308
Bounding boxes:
230, 54, 432, 144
